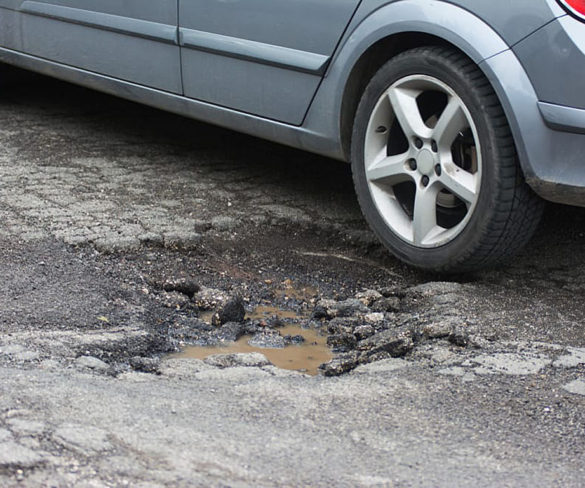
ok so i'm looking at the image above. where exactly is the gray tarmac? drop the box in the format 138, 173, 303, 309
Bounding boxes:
0, 71, 583, 487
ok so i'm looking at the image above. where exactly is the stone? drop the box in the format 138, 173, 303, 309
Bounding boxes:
319, 352, 360, 376
129, 357, 161, 374
212, 296, 246, 326
355, 290, 383, 306
463, 353, 552, 376
563, 379, 585, 396
53, 424, 113, 455
327, 333, 357, 352
327, 317, 360, 334
0, 441, 45, 468
333, 299, 370, 318
407, 282, 463, 296
94, 236, 140, 253
194, 287, 230, 310
11, 350, 40, 361
359, 351, 393, 364
371, 297, 401, 313
423, 321, 455, 339
311, 306, 328, 320
75, 356, 110, 371
553, 347, 585, 368
283, 334, 305, 345
364, 313, 384, 325
248, 331, 285, 349
449, 326, 469, 347
160, 291, 192, 309
357, 327, 414, 357
0, 429, 12, 442
312, 298, 369, 320
353, 324, 375, 340
211, 216, 238, 231
162, 278, 200, 298
163, 231, 202, 250
204, 353, 271, 368
6, 419, 46, 436
378, 286, 405, 298
214, 322, 246, 343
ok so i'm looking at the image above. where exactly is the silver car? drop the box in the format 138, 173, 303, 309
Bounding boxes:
0, 0, 583, 272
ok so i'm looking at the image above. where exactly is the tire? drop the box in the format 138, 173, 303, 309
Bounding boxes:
351, 46, 544, 273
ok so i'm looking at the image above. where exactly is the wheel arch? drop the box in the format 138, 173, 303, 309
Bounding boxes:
327, 1, 512, 161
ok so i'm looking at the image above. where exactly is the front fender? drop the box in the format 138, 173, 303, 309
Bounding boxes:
330, 0, 510, 71
304, 0, 511, 159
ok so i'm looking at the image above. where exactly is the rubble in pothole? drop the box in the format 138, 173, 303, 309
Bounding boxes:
147, 277, 488, 376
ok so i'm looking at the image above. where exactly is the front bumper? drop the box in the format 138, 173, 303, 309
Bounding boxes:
538, 102, 585, 135
485, 14, 585, 207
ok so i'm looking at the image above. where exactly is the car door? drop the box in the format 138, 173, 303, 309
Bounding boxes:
19, 0, 181, 93
179, 0, 361, 125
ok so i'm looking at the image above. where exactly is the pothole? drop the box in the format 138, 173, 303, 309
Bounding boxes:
160, 280, 482, 377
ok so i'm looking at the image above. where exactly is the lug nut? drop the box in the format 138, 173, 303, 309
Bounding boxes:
435, 164, 442, 176
431, 140, 438, 152
422, 175, 430, 187
408, 159, 417, 171
375, 126, 387, 134
414, 138, 423, 149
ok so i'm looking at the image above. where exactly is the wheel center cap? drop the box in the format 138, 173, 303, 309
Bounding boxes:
417, 149, 435, 175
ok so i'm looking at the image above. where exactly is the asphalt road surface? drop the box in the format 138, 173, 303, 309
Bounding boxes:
0, 70, 584, 487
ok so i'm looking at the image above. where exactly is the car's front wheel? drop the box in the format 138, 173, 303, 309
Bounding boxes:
351, 46, 544, 272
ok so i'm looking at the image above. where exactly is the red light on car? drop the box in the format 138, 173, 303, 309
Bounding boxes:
560, 0, 585, 18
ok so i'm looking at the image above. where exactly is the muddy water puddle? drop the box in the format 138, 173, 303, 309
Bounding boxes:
198, 305, 307, 325
177, 325, 331, 375
178, 282, 331, 375
247, 305, 307, 321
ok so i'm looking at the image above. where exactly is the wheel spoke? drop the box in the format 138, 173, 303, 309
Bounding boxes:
439, 162, 478, 205
433, 96, 468, 147
412, 185, 439, 246
366, 151, 411, 183
388, 87, 430, 140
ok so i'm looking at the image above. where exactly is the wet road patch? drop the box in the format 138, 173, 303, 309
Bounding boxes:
176, 325, 331, 376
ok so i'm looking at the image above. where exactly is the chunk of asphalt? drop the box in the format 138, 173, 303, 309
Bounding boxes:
75, 356, 110, 372
357, 328, 415, 357
212, 296, 246, 326
0, 441, 45, 469
563, 379, 585, 396
52, 424, 113, 456
204, 353, 271, 368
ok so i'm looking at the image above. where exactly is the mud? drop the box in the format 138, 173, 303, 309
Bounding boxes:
177, 325, 331, 375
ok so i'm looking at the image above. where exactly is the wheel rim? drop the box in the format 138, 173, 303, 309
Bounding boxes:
364, 75, 482, 248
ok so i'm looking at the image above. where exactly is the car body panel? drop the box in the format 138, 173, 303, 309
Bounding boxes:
178, 0, 361, 124
514, 15, 585, 110
444, 0, 565, 45
16, 0, 182, 93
